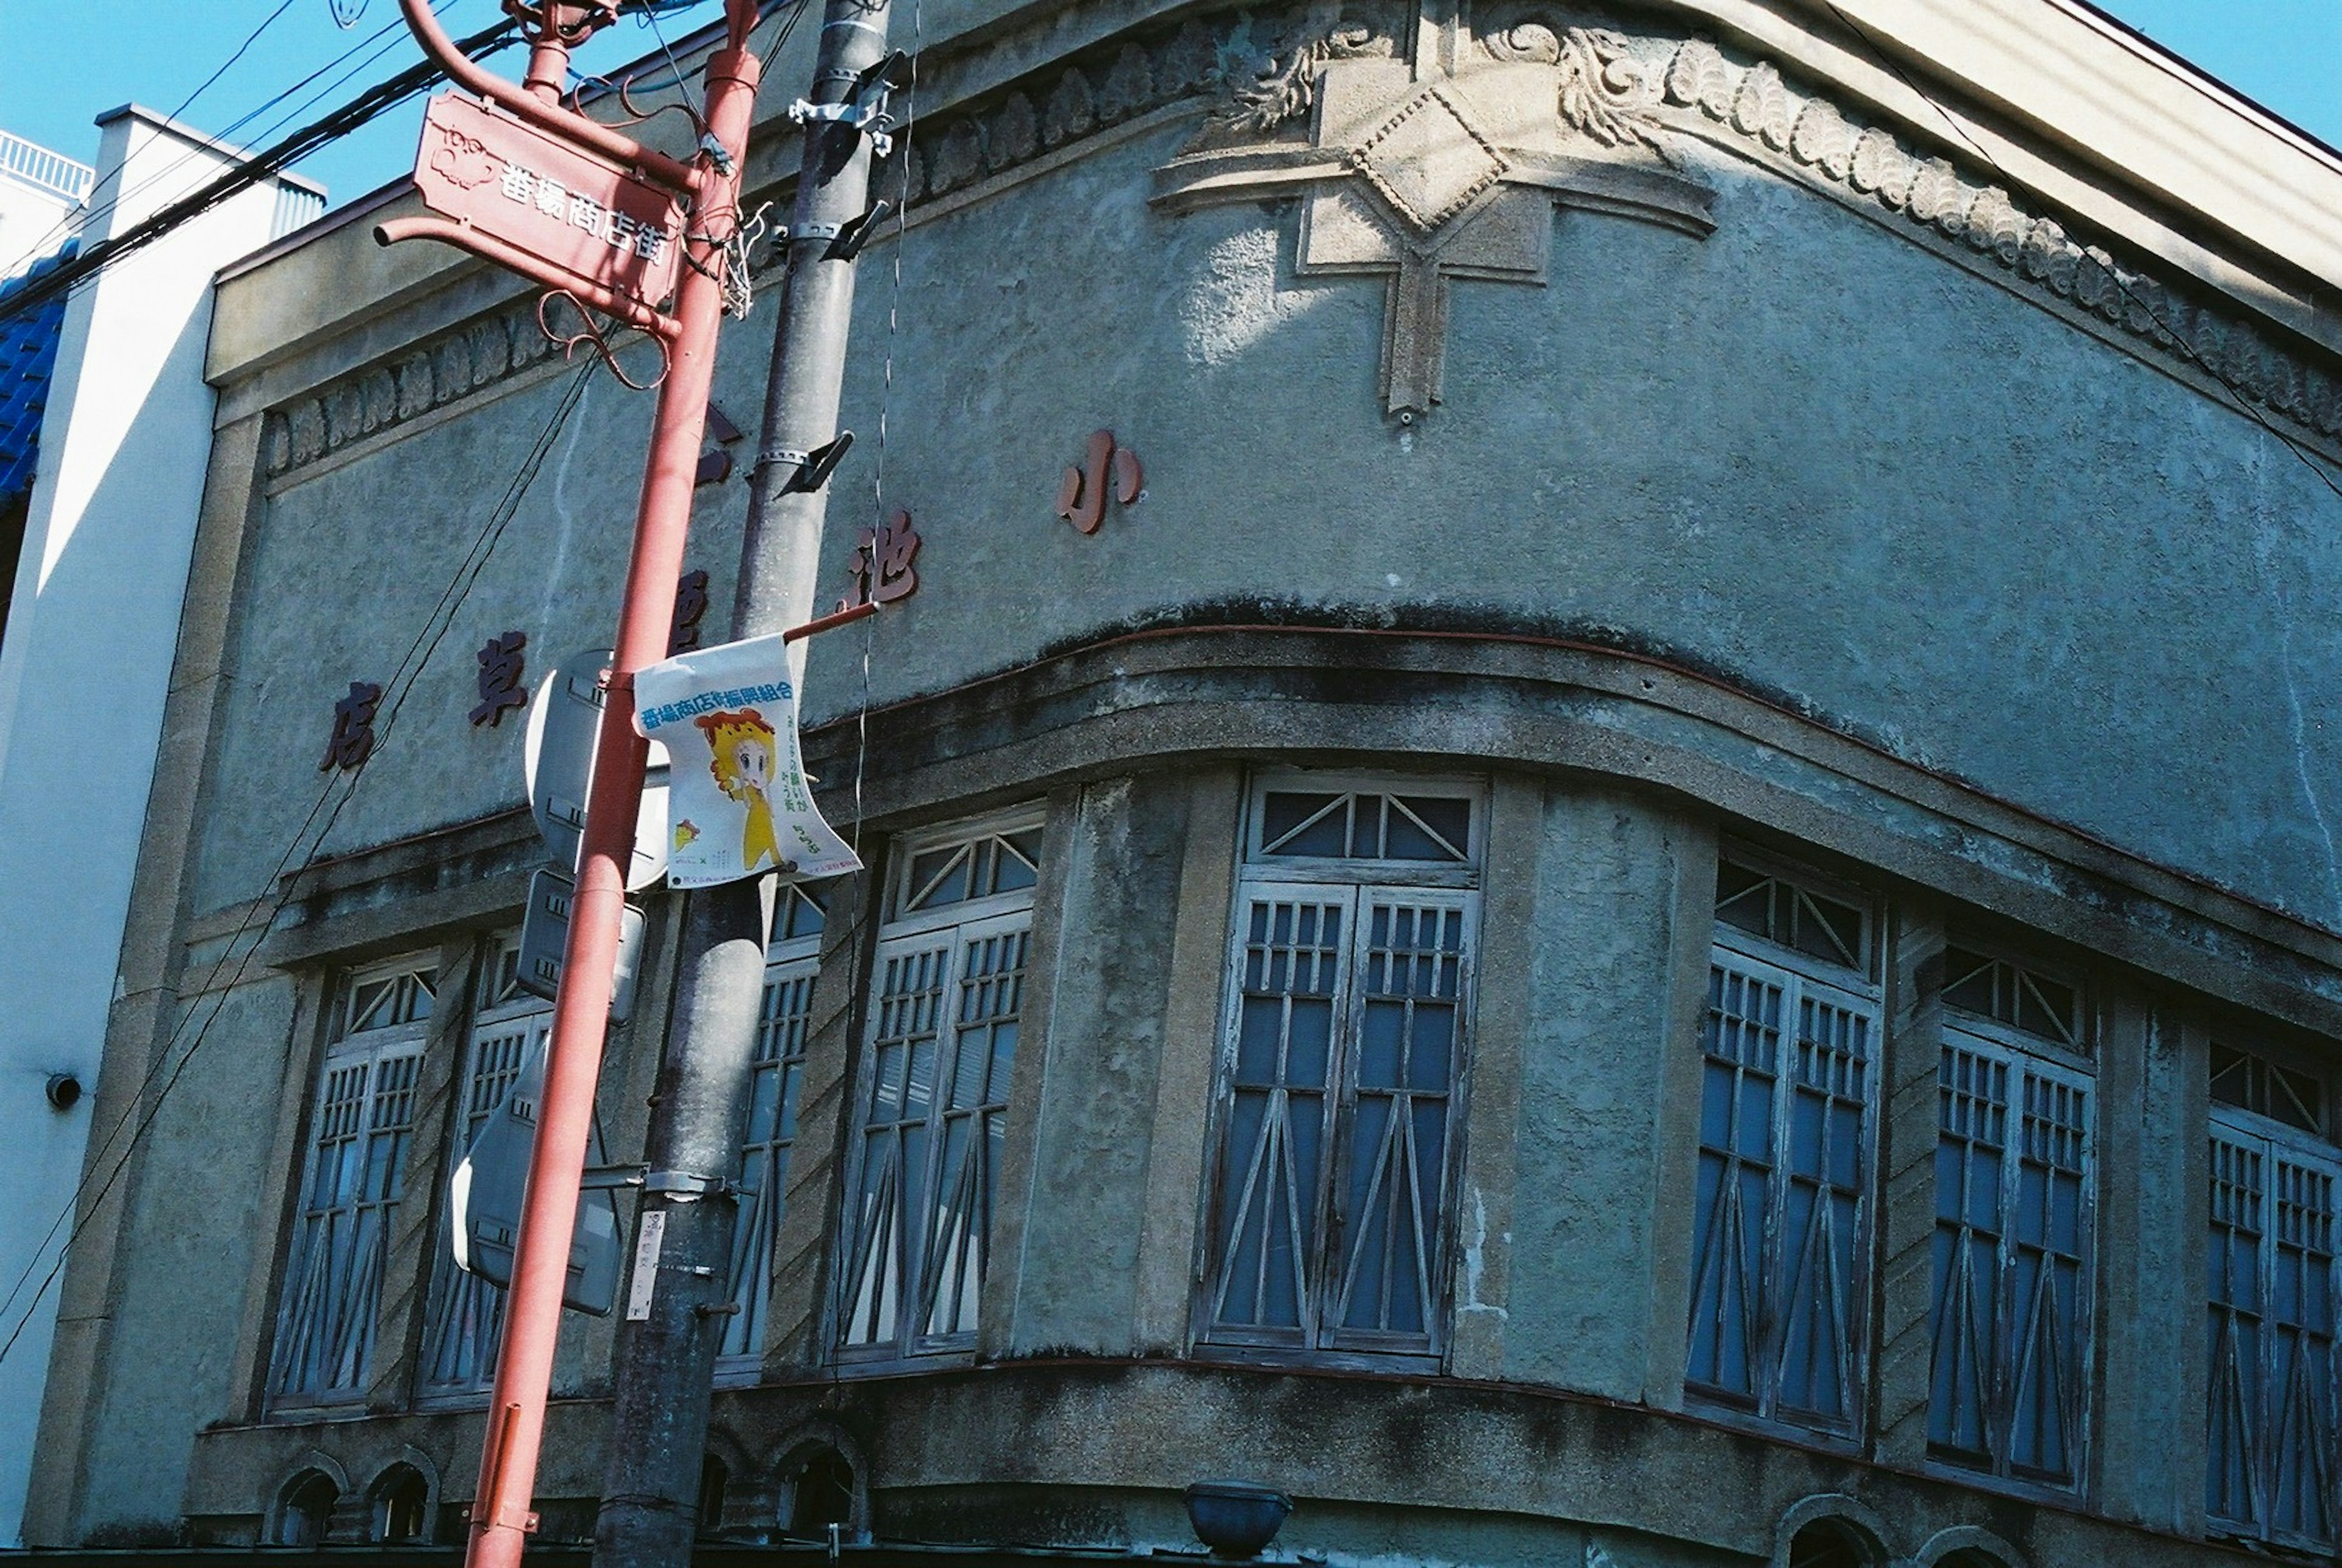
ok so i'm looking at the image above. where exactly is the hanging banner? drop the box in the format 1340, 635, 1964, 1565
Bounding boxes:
632, 631, 862, 889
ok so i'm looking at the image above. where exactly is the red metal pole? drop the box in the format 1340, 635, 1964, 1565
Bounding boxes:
396, 0, 703, 193
460, 13, 763, 1568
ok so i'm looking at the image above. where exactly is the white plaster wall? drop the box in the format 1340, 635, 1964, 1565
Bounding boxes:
0, 109, 302, 1549
0, 140, 85, 279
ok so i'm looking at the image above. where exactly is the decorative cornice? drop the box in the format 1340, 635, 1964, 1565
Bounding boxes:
1208, 15, 1398, 137
793, 618, 2342, 1027
1634, 29, 2342, 445
260, 296, 560, 479
260, 1, 2342, 478
1482, 21, 1673, 164
1151, 17, 1717, 415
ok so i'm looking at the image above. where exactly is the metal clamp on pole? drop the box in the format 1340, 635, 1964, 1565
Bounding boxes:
696, 133, 737, 179
785, 99, 895, 158
787, 49, 913, 157
641, 1169, 731, 1200
764, 431, 854, 495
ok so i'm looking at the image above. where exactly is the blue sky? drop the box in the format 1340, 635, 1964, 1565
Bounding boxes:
0, 2, 2332, 215
0, 0, 738, 212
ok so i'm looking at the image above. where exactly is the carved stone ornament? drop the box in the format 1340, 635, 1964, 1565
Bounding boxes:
1152, 4, 1714, 418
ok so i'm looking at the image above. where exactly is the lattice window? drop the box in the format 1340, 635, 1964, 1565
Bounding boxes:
717, 881, 826, 1378
1927, 1024, 2094, 1486
1198, 776, 1478, 1362
268, 955, 437, 1409
2210, 1089, 2342, 1550
1941, 946, 2084, 1054
418, 938, 546, 1403
1686, 859, 1877, 1439
838, 810, 1040, 1361
889, 820, 1041, 920
2213, 1041, 2325, 1137
1713, 856, 1869, 973
1252, 789, 1472, 865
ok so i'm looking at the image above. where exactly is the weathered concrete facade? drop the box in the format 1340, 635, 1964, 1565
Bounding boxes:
23, 2, 2342, 1566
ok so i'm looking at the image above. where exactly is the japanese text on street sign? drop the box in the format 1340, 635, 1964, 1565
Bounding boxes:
633, 632, 862, 889
414, 93, 686, 311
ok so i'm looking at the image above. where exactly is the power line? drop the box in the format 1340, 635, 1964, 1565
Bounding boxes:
4, 0, 761, 329
759, 0, 811, 72
1818, 0, 2342, 509
7, 2, 439, 282
172, 0, 306, 126
0, 13, 520, 330
0, 1, 773, 1342
0, 361, 597, 1368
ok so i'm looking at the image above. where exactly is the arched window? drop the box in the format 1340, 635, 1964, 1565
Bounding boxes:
1787, 1518, 1877, 1568
370, 1463, 431, 1544
271, 1470, 339, 1548
782, 1447, 857, 1538
1936, 1553, 2010, 1568
696, 1453, 729, 1539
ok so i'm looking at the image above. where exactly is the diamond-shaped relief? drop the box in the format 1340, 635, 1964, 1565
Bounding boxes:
1349, 85, 1509, 234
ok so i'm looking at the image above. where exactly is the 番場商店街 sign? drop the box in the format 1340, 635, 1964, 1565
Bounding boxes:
413, 93, 687, 313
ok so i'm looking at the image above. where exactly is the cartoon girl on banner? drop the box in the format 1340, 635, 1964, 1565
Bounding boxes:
633, 629, 862, 889
695, 708, 781, 872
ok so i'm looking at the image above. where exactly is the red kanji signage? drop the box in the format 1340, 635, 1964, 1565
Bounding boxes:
1056, 429, 1143, 534
414, 93, 687, 312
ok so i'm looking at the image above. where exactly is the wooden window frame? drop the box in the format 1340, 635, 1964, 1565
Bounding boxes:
1192, 772, 1483, 1373
833, 805, 1044, 1369
265, 952, 439, 1415
714, 881, 827, 1383
1925, 995, 2097, 1494
2208, 1048, 2342, 1553
1685, 851, 1882, 1444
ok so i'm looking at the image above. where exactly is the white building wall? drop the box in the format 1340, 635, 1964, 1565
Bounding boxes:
0, 129, 91, 277
0, 107, 317, 1549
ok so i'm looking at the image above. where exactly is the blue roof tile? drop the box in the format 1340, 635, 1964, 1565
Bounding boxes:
0, 241, 77, 506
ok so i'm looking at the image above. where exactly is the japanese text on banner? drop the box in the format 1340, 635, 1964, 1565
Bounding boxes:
632, 633, 861, 889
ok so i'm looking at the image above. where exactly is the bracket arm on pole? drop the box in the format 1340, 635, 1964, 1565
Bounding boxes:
781, 600, 879, 642
765, 431, 853, 495
374, 216, 685, 342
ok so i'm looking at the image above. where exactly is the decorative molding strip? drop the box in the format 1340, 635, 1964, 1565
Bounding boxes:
862, 7, 1277, 211
260, 296, 560, 478
1636, 30, 2342, 443
260, 1, 2342, 476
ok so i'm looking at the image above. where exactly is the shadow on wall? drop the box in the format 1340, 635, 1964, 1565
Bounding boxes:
268, 1468, 338, 1549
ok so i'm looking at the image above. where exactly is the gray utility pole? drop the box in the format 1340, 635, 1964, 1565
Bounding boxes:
593, 0, 898, 1561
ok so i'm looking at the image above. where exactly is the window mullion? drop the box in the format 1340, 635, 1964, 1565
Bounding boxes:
2257, 1136, 2280, 1534
1755, 971, 1804, 1421
2327, 1211, 2342, 1542
1311, 886, 1363, 1351
907, 928, 972, 1356
1991, 1048, 2024, 1478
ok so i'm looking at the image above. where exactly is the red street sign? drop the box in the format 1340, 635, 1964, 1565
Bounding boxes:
414, 93, 686, 313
